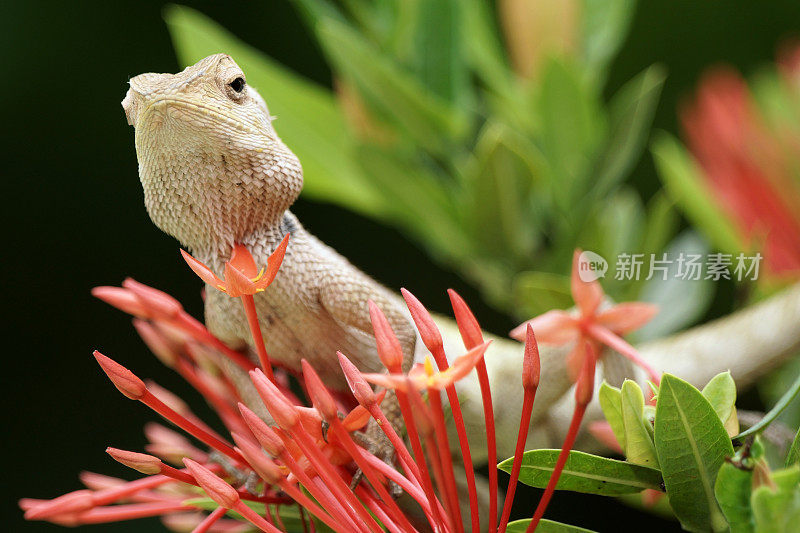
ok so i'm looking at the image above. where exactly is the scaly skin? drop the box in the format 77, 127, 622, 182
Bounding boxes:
122, 54, 416, 389
122, 55, 800, 521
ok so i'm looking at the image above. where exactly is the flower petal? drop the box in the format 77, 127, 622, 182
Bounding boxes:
360, 371, 410, 391
223, 262, 256, 297
258, 234, 290, 289
572, 249, 604, 317
509, 310, 578, 344
181, 250, 224, 289
597, 302, 659, 335
228, 244, 260, 279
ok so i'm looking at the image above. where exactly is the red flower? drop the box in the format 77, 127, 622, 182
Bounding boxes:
511, 249, 659, 382
682, 63, 800, 278
181, 235, 289, 297
23, 247, 605, 533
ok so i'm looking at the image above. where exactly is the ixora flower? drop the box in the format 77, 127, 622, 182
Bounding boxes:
681, 56, 800, 279
511, 250, 660, 383
21, 244, 601, 533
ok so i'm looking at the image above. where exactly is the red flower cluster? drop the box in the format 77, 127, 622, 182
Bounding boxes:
681, 52, 800, 279
21, 243, 657, 532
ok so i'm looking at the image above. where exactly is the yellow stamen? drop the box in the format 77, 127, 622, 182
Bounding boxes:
424, 356, 435, 377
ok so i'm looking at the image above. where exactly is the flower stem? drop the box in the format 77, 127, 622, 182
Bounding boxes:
330, 420, 418, 533
365, 391, 444, 524
240, 294, 274, 380
526, 404, 587, 532
475, 358, 498, 531
430, 346, 481, 533
191, 506, 226, 533
141, 391, 244, 464
428, 387, 464, 533
498, 386, 536, 533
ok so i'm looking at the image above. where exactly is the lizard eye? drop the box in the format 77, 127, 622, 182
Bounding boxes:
229, 77, 246, 93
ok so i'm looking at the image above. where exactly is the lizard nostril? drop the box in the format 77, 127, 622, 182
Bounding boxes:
121, 89, 138, 127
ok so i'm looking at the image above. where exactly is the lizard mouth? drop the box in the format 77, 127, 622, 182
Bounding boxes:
140, 96, 261, 135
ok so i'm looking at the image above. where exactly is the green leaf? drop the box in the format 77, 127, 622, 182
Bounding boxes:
703, 371, 740, 437
752, 466, 800, 533
184, 497, 315, 530
410, 0, 470, 108
715, 461, 755, 533
599, 382, 626, 450
580, 0, 637, 84
537, 58, 605, 209
353, 145, 470, 260
621, 380, 660, 468
466, 123, 544, 259
654, 374, 734, 532
736, 373, 800, 440
786, 429, 800, 467
635, 231, 714, 341
163, 5, 382, 217
639, 191, 678, 258
513, 271, 572, 318
314, 16, 469, 153
506, 518, 597, 533
498, 449, 663, 495
651, 132, 745, 255
592, 65, 666, 199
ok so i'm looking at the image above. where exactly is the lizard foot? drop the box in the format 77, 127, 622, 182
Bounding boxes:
208, 451, 261, 495
360, 418, 403, 498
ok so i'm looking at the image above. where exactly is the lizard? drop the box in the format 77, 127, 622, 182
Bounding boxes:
122, 53, 431, 496
121, 53, 800, 496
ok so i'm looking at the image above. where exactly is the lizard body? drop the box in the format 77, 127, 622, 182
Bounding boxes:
122, 53, 800, 469
122, 54, 416, 392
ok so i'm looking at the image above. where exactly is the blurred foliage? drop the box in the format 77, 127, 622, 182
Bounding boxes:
164, 0, 714, 337
652, 50, 800, 295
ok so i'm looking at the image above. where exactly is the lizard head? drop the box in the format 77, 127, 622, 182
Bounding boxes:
122, 53, 303, 255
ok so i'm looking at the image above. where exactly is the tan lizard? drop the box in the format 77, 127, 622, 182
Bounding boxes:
122, 53, 800, 472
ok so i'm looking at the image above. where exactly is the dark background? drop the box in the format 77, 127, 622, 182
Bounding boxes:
3, 1, 800, 531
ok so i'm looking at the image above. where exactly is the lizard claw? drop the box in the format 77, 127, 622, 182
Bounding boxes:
361, 419, 403, 499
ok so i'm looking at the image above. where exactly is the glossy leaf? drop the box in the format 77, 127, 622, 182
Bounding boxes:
752, 466, 800, 533
654, 374, 733, 532
621, 380, 659, 468
498, 449, 663, 495
164, 5, 382, 217
506, 518, 597, 533
703, 371, 739, 437
715, 461, 755, 533
599, 382, 626, 450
